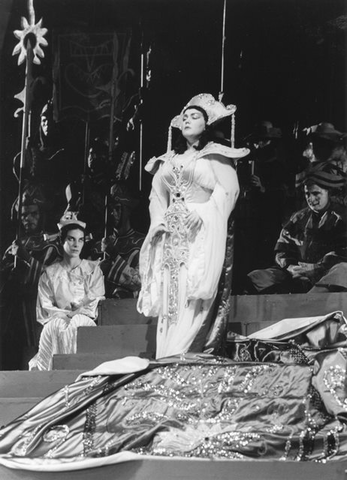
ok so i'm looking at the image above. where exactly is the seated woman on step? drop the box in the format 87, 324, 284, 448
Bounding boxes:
29, 212, 105, 370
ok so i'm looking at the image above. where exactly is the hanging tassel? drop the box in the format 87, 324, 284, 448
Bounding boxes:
167, 124, 172, 152
230, 113, 235, 148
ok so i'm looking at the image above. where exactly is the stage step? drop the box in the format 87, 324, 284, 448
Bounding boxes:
53, 351, 154, 370
229, 292, 347, 336
97, 297, 157, 325
0, 370, 84, 426
76, 324, 157, 354
47, 293, 347, 370
0, 455, 346, 479
96, 293, 347, 334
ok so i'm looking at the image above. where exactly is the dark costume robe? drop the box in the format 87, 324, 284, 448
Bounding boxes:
92, 228, 145, 299
0, 233, 62, 369
248, 202, 347, 293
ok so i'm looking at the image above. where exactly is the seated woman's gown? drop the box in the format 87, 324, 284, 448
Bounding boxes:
29, 259, 105, 370
137, 142, 244, 358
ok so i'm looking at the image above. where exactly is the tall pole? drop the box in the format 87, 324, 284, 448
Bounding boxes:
11, 0, 47, 346
16, 41, 32, 342
12, 0, 48, 237
16, 39, 34, 241
218, 0, 227, 103
102, 32, 119, 250
138, 27, 145, 192
81, 120, 90, 208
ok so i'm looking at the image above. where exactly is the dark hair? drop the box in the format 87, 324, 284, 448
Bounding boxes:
60, 224, 86, 243
184, 105, 208, 123
173, 105, 212, 154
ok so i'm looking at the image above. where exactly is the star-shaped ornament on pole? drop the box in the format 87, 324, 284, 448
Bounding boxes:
12, 0, 48, 117
12, 0, 48, 243
12, 0, 48, 66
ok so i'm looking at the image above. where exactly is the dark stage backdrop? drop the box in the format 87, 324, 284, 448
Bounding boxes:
0, 0, 346, 253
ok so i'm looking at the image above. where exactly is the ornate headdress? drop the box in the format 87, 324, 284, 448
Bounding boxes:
57, 211, 86, 230
167, 93, 237, 151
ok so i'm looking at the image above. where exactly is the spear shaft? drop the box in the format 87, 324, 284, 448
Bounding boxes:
15, 38, 33, 344
16, 38, 33, 241
219, 0, 227, 102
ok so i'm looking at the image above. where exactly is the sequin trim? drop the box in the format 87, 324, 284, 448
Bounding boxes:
82, 403, 97, 457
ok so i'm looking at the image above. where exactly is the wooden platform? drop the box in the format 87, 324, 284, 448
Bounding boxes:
0, 293, 346, 479
96, 292, 347, 335
0, 457, 346, 480
51, 292, 347, 369
229, 291, 347, 336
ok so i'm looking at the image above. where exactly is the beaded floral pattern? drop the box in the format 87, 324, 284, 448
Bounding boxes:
161, 152, 197, 326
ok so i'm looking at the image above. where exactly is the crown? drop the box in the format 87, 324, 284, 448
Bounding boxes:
57, 211, 86, 230
170, 93, 236, 129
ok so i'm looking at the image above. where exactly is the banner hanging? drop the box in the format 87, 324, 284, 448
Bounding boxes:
52, 30, 133, 123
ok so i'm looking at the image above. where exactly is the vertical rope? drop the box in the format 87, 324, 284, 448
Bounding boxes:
167, 124, 172, 152
230, 113, 235, 148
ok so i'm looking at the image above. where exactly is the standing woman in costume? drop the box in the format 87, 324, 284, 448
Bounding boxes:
137, 93, 249, 358
29, 213, 105, 370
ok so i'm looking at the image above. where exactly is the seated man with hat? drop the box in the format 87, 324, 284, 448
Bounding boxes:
300, 122, 347, 172
233, 120, 289, 291
296, 121, 347, 205
246, 163, 347, 294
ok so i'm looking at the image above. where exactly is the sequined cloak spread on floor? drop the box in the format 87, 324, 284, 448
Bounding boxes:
0, 311, 347, 472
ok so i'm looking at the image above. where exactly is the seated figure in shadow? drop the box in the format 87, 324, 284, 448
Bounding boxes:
232, 120, 289, 293
294, 122, 347, 209
90, 183, 145, 299
0, 188, 62, 369
246, 162, 347, 294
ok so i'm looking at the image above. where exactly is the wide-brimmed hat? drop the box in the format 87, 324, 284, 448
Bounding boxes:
295, 161, 347, 189
305, 122, 347, 143
57, 211, 86, 230
170, 93, 236, 129
244, 120, 282, 141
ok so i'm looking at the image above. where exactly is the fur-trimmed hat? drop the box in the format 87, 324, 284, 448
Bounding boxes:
295, 161, 347, 189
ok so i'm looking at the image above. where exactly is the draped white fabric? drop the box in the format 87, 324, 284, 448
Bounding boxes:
30, 259, 105, 370
138, 143, 241, 358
